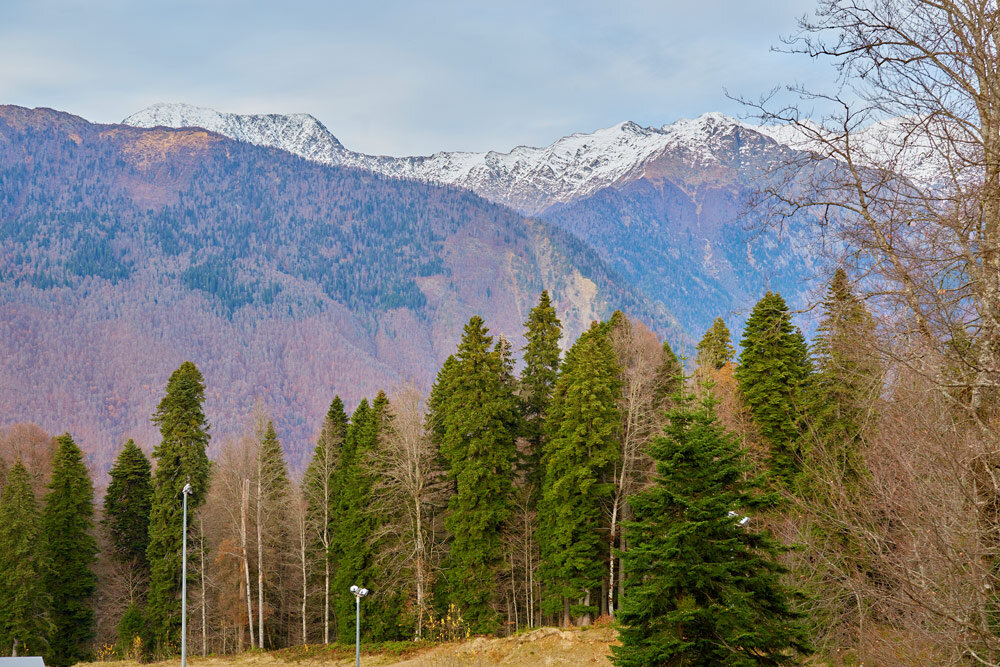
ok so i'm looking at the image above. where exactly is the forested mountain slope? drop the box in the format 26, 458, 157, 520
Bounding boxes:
126, 104, 830, 342
0, 105, 667, 471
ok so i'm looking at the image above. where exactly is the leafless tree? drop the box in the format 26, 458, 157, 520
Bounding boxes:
745, 0, 1000, 414
368, 384, 447, 638
606, 316, 669, 617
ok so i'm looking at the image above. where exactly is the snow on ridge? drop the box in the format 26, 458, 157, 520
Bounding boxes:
123, 103, 346, 162
121, 104, 791, 212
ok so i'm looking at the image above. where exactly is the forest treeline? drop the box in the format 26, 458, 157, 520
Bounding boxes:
2, 273, 890, 665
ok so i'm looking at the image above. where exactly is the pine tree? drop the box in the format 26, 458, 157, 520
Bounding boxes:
41, 433, 98, 666
254, 420, 290, 647
696, 317, 735, 372
303, 396, 348, 644
653, 340, 683, 409
0, 461, 51, 657
438, 316, 519, 633
362, 391, 408, 640
809, 269, 880, 480
735, 292, 812, 483
146, 361, 212, 650
331, 399, 373, 642
611, 392, 811, 666
103, 439, 153, 570
539, 321, 620, 626
520, 291, 563, 494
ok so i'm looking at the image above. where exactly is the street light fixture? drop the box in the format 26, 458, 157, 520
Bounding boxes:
350, 585, 369, 667
181, 482, 193, 667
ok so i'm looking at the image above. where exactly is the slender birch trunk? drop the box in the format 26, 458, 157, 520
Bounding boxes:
257, 461, 265, 648
242, 478, 256, 648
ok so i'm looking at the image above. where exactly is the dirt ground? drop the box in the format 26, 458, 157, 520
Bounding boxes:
85, 626, 616, 667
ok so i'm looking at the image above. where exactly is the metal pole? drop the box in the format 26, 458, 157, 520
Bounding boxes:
182, 482, 192, 667
355, 594, 361, 667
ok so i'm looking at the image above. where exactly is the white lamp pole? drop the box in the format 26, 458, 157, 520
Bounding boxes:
181, 482, 193, 667
350, 585, 369, 667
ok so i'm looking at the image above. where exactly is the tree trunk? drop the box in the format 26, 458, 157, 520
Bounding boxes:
200, 518, 207, 656
415, 495, 425, 639
300, 508, 308, 645
562, 597, 571, 628
256, 465, 265, 648
608, 493, 619, 618
242, 478, 256, 649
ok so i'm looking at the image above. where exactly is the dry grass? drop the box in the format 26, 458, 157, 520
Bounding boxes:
84, 626, 617, 667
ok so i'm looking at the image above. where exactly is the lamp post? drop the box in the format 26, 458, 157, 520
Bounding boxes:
350, 585, 369, 667
181, 482, 193, 667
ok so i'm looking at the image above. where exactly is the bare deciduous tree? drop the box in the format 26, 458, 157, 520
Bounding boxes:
369, 384, 446, 638
607, 316, 669, 617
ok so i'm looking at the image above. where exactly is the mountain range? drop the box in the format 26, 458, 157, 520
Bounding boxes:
1, 102, 836, 473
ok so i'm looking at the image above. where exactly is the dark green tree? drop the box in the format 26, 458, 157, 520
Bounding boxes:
438, 316, 519, 633
696, 317, 735, 371
254, 419, 290, 647
539, 321, 620, 626
303, 396, 348, 644
103, 439, 153, 570
611, 392, 811, 666
146, 361, 212, 650
41, 433, 98, 666
653, 340, 684, 410
809, 269, 880, 480
0, 461, 51, 657
735, 292, 812, 483
330, 395, 402, 641
520, 291, 563, 494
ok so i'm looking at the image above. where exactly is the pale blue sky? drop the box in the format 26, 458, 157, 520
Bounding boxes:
1, 0, 836, 155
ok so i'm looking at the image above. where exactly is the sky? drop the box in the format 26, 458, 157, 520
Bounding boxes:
1, 0, 838, 156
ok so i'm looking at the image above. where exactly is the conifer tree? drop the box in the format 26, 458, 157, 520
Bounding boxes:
254, 420, 290, 647
41, 433, 98, 666
146, 361, 212, 649
362, 391, 407, 640
611, 392, 811, 666
303, 396, 348, 644
438, 316, 519, 633
331, 399, 373, 641
0, 461, 51, 657
735, 292, 812, 483
103, 439, 153, 571
696, 317, 735, 372
653, 340, 683, 409
810, 269, 880, 479
539, 321, 620, 626
520, 291, 563, 493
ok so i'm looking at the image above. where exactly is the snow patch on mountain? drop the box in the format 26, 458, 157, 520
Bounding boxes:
123, 103, 947, 212
124, 103, 346, 162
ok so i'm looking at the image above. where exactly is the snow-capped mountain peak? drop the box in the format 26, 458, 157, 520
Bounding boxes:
120, 104, 773, 213
123, 103, 346, 161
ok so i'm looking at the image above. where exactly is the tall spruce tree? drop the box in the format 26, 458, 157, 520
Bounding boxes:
735, 292, 812, 483
146, 361, 212, 650
539, 321, 620, 626
303, 396, 348, 644
520, 291, 563, 494
611, 392, 811, 666
255, 420, 290, 647
438, 316, 519, 633
41, 433, 98, 666
362, 392, 407, 640
331, 398, 373, 641
653, 340, 683, 409
103, 439, 153, 571
0, 461, 51, 657
809, 269, 880, 480
696, 317, 735, 372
